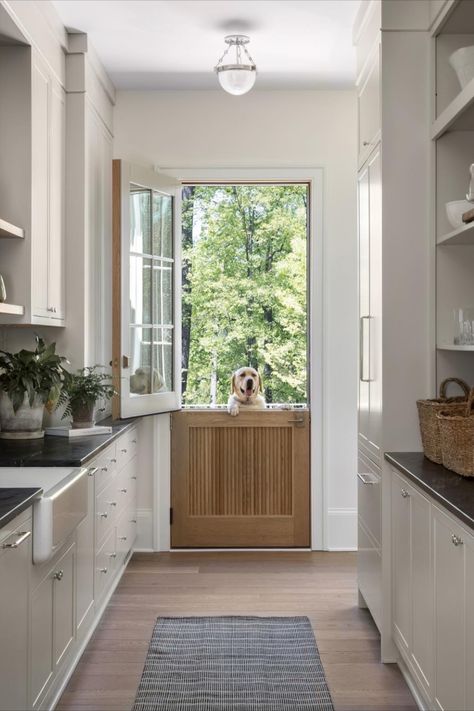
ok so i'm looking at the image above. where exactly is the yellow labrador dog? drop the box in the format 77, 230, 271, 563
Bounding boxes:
227, 367, 266, 416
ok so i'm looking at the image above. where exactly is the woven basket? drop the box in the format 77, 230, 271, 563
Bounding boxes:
438, 388, 474, 477
417, 377, 470, 463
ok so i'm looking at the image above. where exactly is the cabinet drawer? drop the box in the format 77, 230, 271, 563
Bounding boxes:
116, 428, 138, 470
357, 452, 381, 545
358, 519, 382, 632
93, 443, 118, 494
95, 529, 117, 603
95, 476, 118, 548
116, 457, 137, 513
116, 507, 136, 563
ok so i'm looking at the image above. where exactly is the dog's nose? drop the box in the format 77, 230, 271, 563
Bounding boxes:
246, 379, 253, 389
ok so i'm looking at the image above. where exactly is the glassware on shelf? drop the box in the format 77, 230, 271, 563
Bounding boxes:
453, 307, 474, 345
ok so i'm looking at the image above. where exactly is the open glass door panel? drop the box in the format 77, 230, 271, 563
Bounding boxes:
113, 160, 181, 418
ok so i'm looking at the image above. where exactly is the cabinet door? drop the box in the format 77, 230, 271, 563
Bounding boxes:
410, 486, 433, 696
48, 81, 65, 321
31, 572, 54, 706
367, 149, 382, 460
0, 515, 31, 711
358, 164, 370, 448
76, 468, 94, 635
391, 472, 411, 653
31, 55, 50, 319
358, 45, 380, 164
53, 542, 75, 667
433, 506, 466, 711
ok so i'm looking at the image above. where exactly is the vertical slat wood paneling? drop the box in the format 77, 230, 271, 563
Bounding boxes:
171, 410, 310, 547
187, 425, 293, 516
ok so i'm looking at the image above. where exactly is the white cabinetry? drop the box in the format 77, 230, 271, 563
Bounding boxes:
390, 466, 474, 710
391, 472, 433, 701
0, 47, 66, 326
0, 509, 32, 711
30, 541, 75, 709
31, 51, 65, 324
357, 45, 381, 168
432, 505, 474, 711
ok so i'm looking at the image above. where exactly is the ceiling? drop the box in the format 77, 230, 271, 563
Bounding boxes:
52, 0, 360, 91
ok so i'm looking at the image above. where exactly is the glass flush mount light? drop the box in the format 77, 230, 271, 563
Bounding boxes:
214, 34, 257, 96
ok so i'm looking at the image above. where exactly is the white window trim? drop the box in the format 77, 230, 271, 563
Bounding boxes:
151, 167, 325, 551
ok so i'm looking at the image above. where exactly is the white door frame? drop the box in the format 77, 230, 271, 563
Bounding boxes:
150, 167, 325, 551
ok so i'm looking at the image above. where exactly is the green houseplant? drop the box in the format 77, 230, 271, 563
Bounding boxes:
60, 366, 115, 429
0, 336, 67, 439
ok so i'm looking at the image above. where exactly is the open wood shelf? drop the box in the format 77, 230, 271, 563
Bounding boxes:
437, 343, 474, 351
432, 77, 474, 140
0, 303, 24, 316
0, 218, 24, 239
437, 222, 474, 245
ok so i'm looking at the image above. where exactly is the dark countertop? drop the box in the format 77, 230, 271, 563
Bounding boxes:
0, 487, 42, 530
0, 417, 137, 467
385, 452, 474, 531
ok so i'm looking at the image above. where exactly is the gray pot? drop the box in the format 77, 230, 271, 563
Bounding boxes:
0, 391, 45, 439
71, 402, 96, 429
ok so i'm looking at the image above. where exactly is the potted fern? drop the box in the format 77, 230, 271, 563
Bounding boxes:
0, 336, 67, 439
60, 366, 115, 429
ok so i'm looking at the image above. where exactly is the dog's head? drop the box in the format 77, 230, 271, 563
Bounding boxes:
231, 367, 263, 403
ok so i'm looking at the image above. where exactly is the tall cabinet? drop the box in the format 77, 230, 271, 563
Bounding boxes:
355, 0, 432, 659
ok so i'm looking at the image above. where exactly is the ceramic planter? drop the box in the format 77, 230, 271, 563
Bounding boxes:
71, 402, 96, 429
0, 391, 45, 439
449, 45, 474, 90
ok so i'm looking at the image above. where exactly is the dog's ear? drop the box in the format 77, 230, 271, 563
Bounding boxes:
230, 373, 236, 395
258, 373, 264, 393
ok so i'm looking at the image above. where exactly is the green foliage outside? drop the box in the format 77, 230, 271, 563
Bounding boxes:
181, 185, 308, 406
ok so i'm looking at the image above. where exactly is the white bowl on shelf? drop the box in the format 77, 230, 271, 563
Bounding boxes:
449, 46, 474, 89
445, 200, 472, 229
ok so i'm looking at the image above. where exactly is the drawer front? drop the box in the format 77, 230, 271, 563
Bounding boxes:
116, 506, 136, 563
357, 451, 381, 545
95, 476, 118, 548
358, 46, 380, 164
116, 428, 138, 470
94, 529, 117, 602
358, 519, 382, 632
94, 443, 118, 494
116, 457, 137, 514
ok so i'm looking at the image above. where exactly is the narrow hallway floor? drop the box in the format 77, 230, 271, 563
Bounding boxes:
57, 551, 416, 711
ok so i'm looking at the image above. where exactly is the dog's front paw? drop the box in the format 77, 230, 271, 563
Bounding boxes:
228, 404, 239, 417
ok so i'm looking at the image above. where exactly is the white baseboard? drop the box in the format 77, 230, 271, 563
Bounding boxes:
136, 508, 153, 550
327, 507, 357, 550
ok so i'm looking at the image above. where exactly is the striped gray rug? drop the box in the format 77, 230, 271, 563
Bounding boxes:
133, 615, 334, 710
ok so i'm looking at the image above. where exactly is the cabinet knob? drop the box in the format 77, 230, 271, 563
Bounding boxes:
107, 501, 117, 507
131, 475, 137, 480
109, 552, 117, 559
131, 439, 137, 444
53, 569, 64, 581
401, 489, 410, 498
120, 488, 127, 494
121, 448, 128, 454
452, 533, 464, 547
99, 567, 108, 574
101, 466, 108, 473
130, 519, 137, 524
110, 458, 117, 464
119, 536, 127, 541
99, 512, 108, 519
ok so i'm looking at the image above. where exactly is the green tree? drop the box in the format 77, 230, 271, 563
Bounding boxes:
181, 185, 307, 405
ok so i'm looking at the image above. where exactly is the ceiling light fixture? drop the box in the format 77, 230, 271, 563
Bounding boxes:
214, 34, 257, 96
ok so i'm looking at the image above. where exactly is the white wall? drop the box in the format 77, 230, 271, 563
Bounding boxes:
114, 88, 358, 550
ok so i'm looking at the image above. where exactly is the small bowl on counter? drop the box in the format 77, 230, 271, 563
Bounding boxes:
445, 200, 473, 229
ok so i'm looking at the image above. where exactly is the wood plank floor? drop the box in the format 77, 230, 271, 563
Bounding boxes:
57, 551, 416, 711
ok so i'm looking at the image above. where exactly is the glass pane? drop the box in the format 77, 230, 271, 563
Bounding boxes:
130, 187, 151, 254
129, 256, 152, 325
129, 327, 152, 395
152, 327, 173, 392
152, 263, 173, 325
152, 193, 173, 258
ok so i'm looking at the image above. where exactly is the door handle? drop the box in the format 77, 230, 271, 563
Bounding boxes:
357, 472, 378, 485
122, 355, 129, 369
287, 416, 305, 427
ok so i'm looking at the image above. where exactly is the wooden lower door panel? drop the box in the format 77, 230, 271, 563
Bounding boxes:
171, 409, 310, 547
